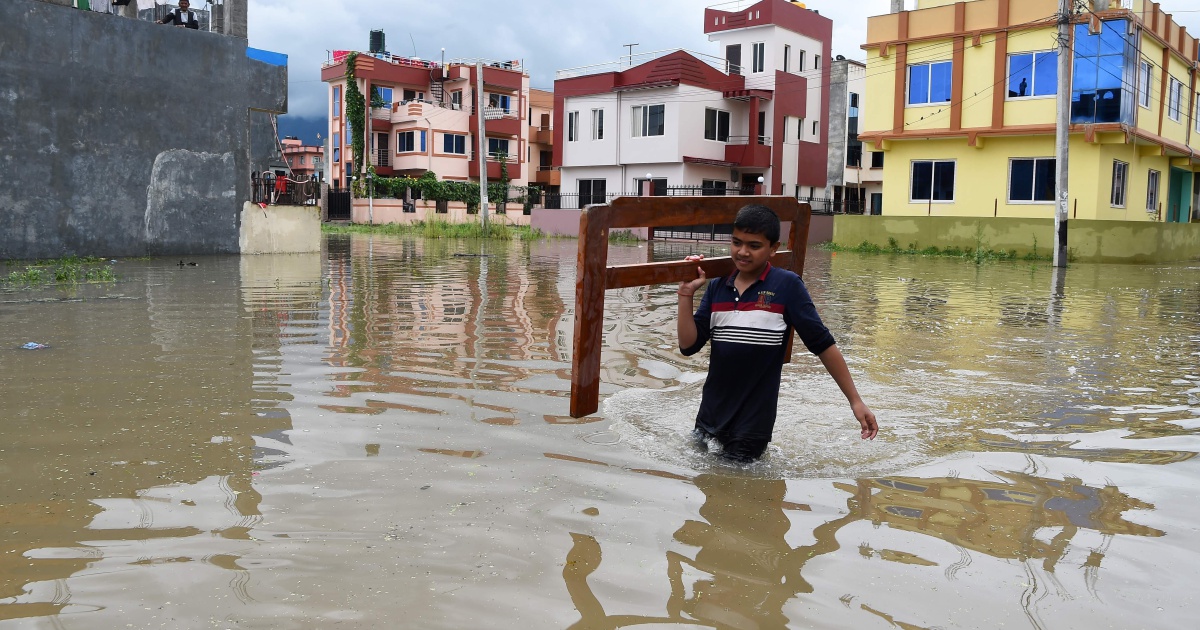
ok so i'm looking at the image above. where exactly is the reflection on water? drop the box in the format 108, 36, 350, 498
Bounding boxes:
1, 236, 1198, 628
559, 457, 1162, 629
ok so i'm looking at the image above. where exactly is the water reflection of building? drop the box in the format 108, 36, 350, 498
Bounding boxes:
561, 465, 1162, 628
321, 236, 570, 416
0, 256, 319, 622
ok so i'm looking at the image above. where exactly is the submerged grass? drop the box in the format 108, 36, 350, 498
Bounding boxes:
821, 236, 1054, 264
322, 220, 548, 241
2, 256, 117, 288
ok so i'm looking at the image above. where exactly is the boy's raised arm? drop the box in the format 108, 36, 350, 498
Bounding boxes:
677, 256, 707, 350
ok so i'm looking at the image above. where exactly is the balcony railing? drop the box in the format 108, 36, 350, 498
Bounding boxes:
324, 50, 441, 70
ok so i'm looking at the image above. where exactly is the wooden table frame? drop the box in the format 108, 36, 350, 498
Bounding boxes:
569, 196, 811, 418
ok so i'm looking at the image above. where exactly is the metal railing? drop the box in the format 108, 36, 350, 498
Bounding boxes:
251, 173, 320, 206
85, 2, 223, 31
556, 49, 740, 80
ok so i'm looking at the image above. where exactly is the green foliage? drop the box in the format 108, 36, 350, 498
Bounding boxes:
2, 256, 117, 288
608, 230, 641, 243
344, 52, 367, 191
322, 220, 546, 241
370, 86, 386, 109
821, 240, 1051, 263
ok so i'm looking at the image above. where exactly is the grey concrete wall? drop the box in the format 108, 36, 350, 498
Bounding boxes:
1, 0, 286, 259
826, 59, 850, 189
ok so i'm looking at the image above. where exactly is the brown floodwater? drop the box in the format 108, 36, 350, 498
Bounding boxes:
1, 235, 1198, 629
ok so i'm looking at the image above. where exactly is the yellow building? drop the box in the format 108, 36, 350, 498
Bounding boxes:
862, 0, 1199, 223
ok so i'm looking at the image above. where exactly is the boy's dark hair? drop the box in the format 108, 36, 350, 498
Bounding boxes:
733, 204, 781, 244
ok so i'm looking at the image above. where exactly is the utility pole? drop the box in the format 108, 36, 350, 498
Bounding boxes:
1053, 0, 1072, 268
476, 62, 489, 230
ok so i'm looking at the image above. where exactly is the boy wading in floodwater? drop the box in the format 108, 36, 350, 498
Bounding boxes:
677, 204, 878, 462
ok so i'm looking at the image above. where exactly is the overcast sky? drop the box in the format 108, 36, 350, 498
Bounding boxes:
245, 0, 1200, 122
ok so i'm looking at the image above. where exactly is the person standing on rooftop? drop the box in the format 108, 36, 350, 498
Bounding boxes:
157, 0, 198, 29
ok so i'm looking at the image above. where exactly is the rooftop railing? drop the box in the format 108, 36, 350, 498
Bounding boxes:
556, 49, 740, 80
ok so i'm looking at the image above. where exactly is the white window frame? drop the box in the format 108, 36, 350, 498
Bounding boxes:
591, 108, 604, 140
397, 130, 423, 154
442, 133, 466, 155
568, 111, 580, 142
488, 93, 512, 114
783, 45, 791, 73
1007, 157, 1056, 204
1139, 61, 1152, 109
704, 108, 730, 142
1005, 50, 1057, 100
1111, 160, 1128, 208
1168, 78, 1184, 122
1147, 169, 1160, 212
751, 42, 765, 73
907, 61, 953, 106
632, 104, 665, 137
487, 137, 510, 159
909, 159, 957, 203
815, 55, 821, 69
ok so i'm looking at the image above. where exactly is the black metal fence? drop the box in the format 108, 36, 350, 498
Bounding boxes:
327, 189, 352, 220
251, 173, 321, 206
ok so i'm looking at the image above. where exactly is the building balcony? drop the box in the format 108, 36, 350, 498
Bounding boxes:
469, 157, 522, 181
390, 99, 464, 124
724, 136, 772, 168
470, 112, 523, 137
391, 152, 431, 174
533, 166, 560, 186
531, 126, 554, 145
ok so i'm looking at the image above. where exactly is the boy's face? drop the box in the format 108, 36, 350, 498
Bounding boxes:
730, 228, 779, 277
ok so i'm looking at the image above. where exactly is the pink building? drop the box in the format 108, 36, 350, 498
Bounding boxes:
281, 137, 324, 179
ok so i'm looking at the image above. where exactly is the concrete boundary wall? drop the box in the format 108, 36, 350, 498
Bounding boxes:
833, 216, 1200, 264
239, 203, 320, 254
0, 0, 286, 259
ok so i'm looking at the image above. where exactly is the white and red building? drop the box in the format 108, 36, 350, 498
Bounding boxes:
553, 0, 831, 203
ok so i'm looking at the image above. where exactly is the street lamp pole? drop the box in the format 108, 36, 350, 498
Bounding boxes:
1053, 0, 1072, 268
476, 62, 489, 230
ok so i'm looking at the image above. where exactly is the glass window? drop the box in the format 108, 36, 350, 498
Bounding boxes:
592, 109, 604, 140
911, 160, 955, 202
578, 179, 607, 206
1147, 170, 1160, 211
333, 86, 341, 118
397, 131, 421, 153
1111, 160, 1128, 207
784, 45, 791, 73
488, 93, 512, 113
752, 43, 765, 73
632, 104, 665, 137
1168, 78, 1184, 121
908, 61, 952, 105
704, 108, 730, 141
1008, 51, 1058, 98
451, 91, 462, 108
442, 134, 466, 155
375, 87, 393, 108
487, 138, 509, 157
871, 151, 884, 168
1071, 21, 1133, 124
1139, 61, 1152, 109
701, 180, 728, 196
1008, 158, 1056, 203
333, 133, 340, 161
568, 111, 579, 142
726, 44, 742, 76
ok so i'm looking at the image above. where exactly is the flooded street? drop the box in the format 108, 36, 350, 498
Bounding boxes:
2, 235, 1199, 629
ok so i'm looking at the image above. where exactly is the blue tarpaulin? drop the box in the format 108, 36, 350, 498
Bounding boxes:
247, 47, 288, 67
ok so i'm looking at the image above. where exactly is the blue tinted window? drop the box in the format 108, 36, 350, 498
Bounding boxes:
1072, 21, 1132, 124
909, 65, 930, 105
1033, 52, 1058, 96
908, 61, 952, 105
930, 62, 953, 103
1009, 54, 1034, 97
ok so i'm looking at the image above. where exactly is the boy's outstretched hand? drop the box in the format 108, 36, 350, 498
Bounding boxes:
851, 399, 878, 440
